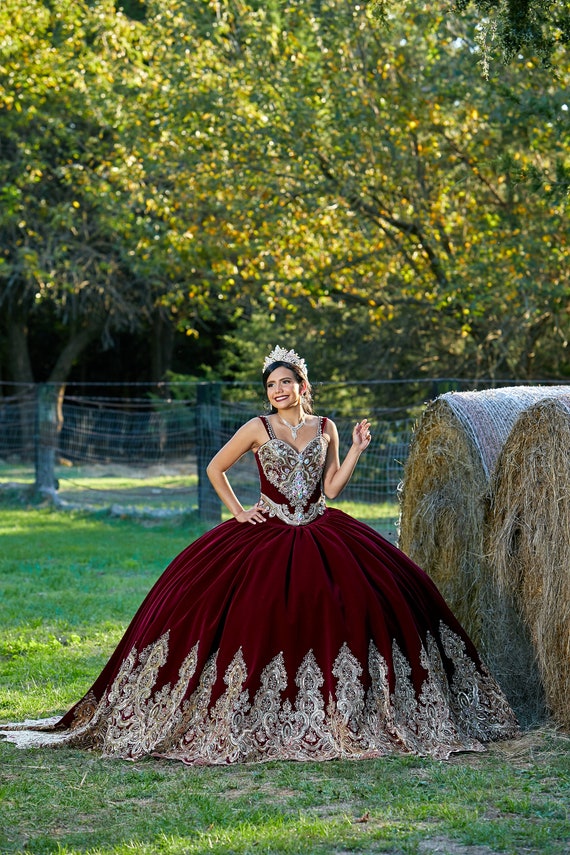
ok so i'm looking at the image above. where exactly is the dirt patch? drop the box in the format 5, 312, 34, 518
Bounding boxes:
417, 837, 498, 854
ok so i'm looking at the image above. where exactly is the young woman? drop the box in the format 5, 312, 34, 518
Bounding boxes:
1, 346, 518, 763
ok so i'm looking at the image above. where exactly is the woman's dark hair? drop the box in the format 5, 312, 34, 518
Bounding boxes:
262, 360, 314, 414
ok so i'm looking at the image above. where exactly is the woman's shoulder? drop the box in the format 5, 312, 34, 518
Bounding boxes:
319, 416, 337, 443
229, 416, 267, 441
316, 414, 335, 429
243, 415, 268, 430
305, 414, 334, 442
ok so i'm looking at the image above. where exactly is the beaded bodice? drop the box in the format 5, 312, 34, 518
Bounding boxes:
255, 415, 328, 526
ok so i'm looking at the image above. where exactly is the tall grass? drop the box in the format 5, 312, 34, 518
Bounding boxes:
0, 501, 569, 855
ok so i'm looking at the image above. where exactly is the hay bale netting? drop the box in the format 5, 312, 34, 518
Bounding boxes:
487, 395, 570, 730
398, 386, 569, 725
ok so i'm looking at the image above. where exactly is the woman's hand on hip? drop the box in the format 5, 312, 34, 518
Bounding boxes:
234, 503, 268, 525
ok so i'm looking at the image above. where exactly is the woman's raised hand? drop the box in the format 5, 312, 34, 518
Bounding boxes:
352, 419, 372, 452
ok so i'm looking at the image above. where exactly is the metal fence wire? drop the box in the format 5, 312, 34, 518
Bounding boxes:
0, 381, 423, 518
2, 377, 557, 519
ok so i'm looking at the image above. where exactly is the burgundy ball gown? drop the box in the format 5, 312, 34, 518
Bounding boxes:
1, 416, 518, 763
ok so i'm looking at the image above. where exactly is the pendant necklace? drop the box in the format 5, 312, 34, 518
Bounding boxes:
279, 414, 305, 441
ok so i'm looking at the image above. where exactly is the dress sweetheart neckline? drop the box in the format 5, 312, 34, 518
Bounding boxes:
255, 435, 324, 457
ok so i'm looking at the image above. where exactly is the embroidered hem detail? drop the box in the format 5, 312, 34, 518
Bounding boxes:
0, 624, 519, 764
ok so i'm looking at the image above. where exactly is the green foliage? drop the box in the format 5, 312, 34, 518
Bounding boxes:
0, 0, 568, 388
451, 0, 570, 71
211, 0, 570, 382
0, 0, 157, 381
371, 0, 569, 72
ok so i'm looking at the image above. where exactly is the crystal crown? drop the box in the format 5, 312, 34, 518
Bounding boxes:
263, 346, 308, 376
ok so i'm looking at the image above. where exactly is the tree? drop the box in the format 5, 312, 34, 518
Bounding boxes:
371, 0, 569, 72
189, 0, 569, 384
0, 0, 157, 394
1, 0, 568, 399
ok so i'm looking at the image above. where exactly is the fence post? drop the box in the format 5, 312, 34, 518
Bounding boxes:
197, 382, 222, 524
34, 383, 58, 499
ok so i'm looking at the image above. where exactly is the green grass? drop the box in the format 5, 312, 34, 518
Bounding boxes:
0, 502, 569, 855
0, 463, 198, 489
0, 463, 199, 513
0, 463, 401, 529
327, 499, 401, 541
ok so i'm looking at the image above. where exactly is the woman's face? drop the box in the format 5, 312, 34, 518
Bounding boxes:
265, 367, 304, 411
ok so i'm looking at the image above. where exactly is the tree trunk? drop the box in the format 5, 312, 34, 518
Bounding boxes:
150, 309, 175, 386
47, 317, 105, 427
34, 384, 59, 499
6, 316, 34, 385
33, 319, 105, 498
48, 318, 105, 386
5, 312, 35, 460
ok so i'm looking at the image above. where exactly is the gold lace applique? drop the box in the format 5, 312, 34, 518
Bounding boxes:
66, 632, 201, 758
258, 492, 326, 526
388, 637, 481, 757
69, 691, 98, 729
257, 436, 328, 525
1, 625, 518, 762
440, 623, 519, 741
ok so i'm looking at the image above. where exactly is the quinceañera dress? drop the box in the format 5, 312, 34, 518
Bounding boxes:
1, 415, 518, 763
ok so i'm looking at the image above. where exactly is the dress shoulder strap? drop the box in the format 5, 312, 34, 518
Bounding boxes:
258, 414, 276, 440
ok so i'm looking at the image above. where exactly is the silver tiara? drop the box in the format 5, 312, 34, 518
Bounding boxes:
263, 345, 308, 376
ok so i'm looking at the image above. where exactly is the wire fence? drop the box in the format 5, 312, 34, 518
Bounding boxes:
0, 377, 564, 521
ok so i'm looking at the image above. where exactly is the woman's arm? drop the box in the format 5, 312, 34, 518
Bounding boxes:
322, 418, 371, 500
206, 418, 268, 524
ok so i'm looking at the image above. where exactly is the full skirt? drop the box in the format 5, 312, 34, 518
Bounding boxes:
1, 509, 518, 763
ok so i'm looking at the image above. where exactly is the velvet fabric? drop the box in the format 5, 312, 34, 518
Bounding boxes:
1, 416, 519, 762
63, 509, 476, 721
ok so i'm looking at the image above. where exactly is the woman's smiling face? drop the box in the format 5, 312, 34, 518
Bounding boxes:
265, 367, 304, 411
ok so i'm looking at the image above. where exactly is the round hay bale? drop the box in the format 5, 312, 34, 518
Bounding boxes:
398, 385, 569, 725
487, 394, 570, 731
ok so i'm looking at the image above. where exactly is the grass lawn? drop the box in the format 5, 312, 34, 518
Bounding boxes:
0, 462, 199, 515
0, 500, 568, 855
